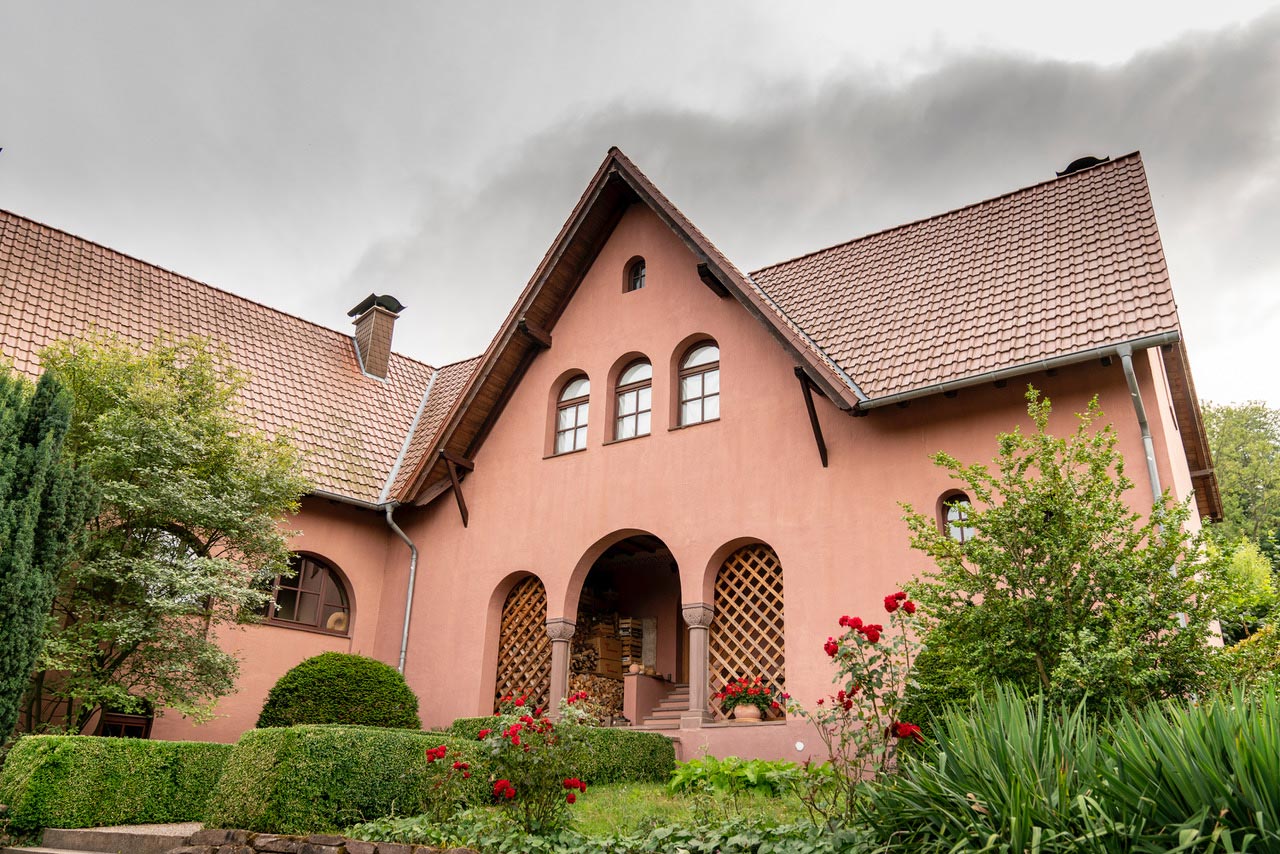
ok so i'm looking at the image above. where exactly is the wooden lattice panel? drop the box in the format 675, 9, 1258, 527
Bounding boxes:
493, 576, 551, 712
709, 544, 786, 721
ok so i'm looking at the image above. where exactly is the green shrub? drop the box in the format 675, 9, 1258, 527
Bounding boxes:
447, 716, 675, 784
0, 735, 231, 831
668, 756, 802, 797
256, 653, 420, 729
1218, 624, 1280, 696
205, 725, 485, 834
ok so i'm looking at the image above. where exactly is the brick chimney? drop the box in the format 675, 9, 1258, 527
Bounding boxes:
348, 294, 405, 379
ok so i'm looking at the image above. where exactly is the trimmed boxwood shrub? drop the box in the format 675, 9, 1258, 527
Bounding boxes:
447, 716, 675, 784
0, 735, 231, 831
257, 653, 420, 729
205, 724, 486, 834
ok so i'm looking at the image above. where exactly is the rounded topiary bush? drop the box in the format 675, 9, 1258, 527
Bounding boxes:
257, 652, 421, 729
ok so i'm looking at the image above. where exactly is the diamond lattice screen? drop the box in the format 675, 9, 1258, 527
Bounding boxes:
708, 544, 786, 721
493, 576, 551, 712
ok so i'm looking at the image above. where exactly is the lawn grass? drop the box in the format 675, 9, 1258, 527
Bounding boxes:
568, 782, 808, 837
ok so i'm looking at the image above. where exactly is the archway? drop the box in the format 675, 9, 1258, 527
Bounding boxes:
493, 575, 551, 712
569, 534, 683, 723
708, 542, 786, 721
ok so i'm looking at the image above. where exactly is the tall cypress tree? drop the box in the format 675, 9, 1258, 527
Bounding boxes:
0, 370, 96, 742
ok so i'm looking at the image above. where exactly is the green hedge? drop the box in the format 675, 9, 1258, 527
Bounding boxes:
0, 735, 231, 831
257, 653, 421, 729
205, 725, 485, 834
447, 716, 675, 784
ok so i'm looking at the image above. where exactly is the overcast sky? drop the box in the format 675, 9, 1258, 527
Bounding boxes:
2, 2, 1278, 407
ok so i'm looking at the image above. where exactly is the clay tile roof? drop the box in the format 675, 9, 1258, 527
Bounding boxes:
387, 354, 483, 500
0, 209, 474, 504
750, 153, 1181, 402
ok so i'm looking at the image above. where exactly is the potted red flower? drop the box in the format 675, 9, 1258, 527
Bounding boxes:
714, 676, 782, 722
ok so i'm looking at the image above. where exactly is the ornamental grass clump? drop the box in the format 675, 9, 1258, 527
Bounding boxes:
787, 590, 923, 824
475, 691, 593, 833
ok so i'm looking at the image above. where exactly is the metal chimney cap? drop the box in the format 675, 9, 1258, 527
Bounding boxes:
347, 294, 406, 317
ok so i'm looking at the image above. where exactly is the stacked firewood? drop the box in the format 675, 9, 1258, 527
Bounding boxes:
569, 673, 624, 718
569, 642, 599, 674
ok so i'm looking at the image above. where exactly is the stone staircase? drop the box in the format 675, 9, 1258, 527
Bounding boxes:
637, 682, 690, 729
2, 824, 200, 854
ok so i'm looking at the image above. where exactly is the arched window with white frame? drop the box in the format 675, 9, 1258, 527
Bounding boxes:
614, 359, 652, 440
678, 342, 720, 426
555, 375, 590, 454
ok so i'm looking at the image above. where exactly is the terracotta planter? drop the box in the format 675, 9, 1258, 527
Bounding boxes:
731, 704, 763, 722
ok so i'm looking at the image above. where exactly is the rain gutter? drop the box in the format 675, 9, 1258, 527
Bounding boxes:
1117, 343, 1164, 503
854, 331, 1182, 411
384, 502, 419, 674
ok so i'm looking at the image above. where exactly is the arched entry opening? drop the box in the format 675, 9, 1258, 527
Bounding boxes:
570, 534, 683, 724
493, 575, 551, 712
708, 542, 786, 721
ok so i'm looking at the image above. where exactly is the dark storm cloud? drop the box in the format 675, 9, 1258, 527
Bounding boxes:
345, 11, 1280, 404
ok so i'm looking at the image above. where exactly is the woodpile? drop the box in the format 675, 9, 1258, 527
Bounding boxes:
569, 673, 623, 717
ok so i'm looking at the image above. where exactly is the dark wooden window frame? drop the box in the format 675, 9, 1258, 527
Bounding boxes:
97, 710, 154, 739
939, 491, 975, 543
266, 554, 352, 636
625, 258, 646, 292
678, 343, 720, 427
614, 360, 653, 441
554, 376, 590, 454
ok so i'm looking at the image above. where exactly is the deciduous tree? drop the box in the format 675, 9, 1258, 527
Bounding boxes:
23, 336, 309, 733
903, 389, 1223, 713
1203, 401, 1280, 567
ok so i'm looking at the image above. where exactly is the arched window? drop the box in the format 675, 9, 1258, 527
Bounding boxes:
267, 554, 351, 635
614, 360, 652, 440
625, 258, 646, 292
555, 375, 590, 454
679, 342, 720, 425
942, 492, 975, 543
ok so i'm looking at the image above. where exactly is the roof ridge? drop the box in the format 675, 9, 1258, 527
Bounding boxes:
0, 207, 437, 372
750, 151, 1143, 276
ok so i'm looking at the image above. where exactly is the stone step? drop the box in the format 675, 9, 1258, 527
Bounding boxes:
2, 847, 88, 854
644, 708, 685, 720
633, 719, 679, 730
41, 826, 198, 854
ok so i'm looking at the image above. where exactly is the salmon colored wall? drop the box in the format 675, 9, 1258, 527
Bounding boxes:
391, 203, 1181, 759
152, 496, 398, 742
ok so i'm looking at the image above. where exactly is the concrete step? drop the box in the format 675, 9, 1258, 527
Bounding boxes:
644, 709, 685, 721
40, 826, 197, 854
633, 719, 679, 730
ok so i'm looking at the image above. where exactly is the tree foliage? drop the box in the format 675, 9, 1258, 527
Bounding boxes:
1203, 401, 1280, 567
1215, 539, 1276, 643
0, 370, 97, 743
22, 336, 309, 733
903, 389, 1223, 713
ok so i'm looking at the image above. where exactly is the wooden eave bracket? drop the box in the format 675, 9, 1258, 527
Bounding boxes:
517, 317, 553, 349
696, 262, 731, 298
794, 367, 829, 468
439, 449, 475, 527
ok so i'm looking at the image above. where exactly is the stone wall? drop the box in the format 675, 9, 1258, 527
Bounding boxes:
167, 828, 478, 854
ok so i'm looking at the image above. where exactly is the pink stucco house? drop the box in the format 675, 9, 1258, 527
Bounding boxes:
0, 149, 1220, 759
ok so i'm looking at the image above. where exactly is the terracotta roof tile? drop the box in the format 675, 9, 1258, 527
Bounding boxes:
751, 154, 1180, 401
0, 209, 469, 504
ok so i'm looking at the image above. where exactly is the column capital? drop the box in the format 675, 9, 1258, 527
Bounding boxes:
681, 602, 714, 629
545, 618, 577, 642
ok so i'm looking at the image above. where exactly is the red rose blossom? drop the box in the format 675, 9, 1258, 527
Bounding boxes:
824, 637, 839, 657
566, 792, 576, 804
884, 595, 899, 613
894, 591, 907, 601
863, 628, 881, 643
903, 600, 916, 614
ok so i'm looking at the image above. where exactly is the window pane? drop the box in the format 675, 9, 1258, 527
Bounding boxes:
574, 426, 588, 450
324, 577, 347, 608
682, 400, 702, 425
681, 374, 702, 401
294, 592, 320, 625
322, 606, 350, 634
619, 361, 652, 385
637, 411, 651, 436
618, 390, 636, 415
704, 368, 720, 394
555, 431, 573, 454
561, 377, 589, 401
638, 386, 651, 411
300, 561, 324, 592
616, 415, 635, 440
704, 394, 720, 420
274, 588, 299, 621
683, 344, 719, 368
577, 402, 589, 424
557, 407, 575, 430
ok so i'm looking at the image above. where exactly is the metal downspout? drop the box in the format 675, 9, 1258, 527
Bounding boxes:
1117, 344, 1163, 502
384, 503, 419, 674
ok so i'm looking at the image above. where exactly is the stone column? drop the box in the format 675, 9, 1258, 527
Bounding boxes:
546, 618, 576, 714
681, 603, 715, 728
